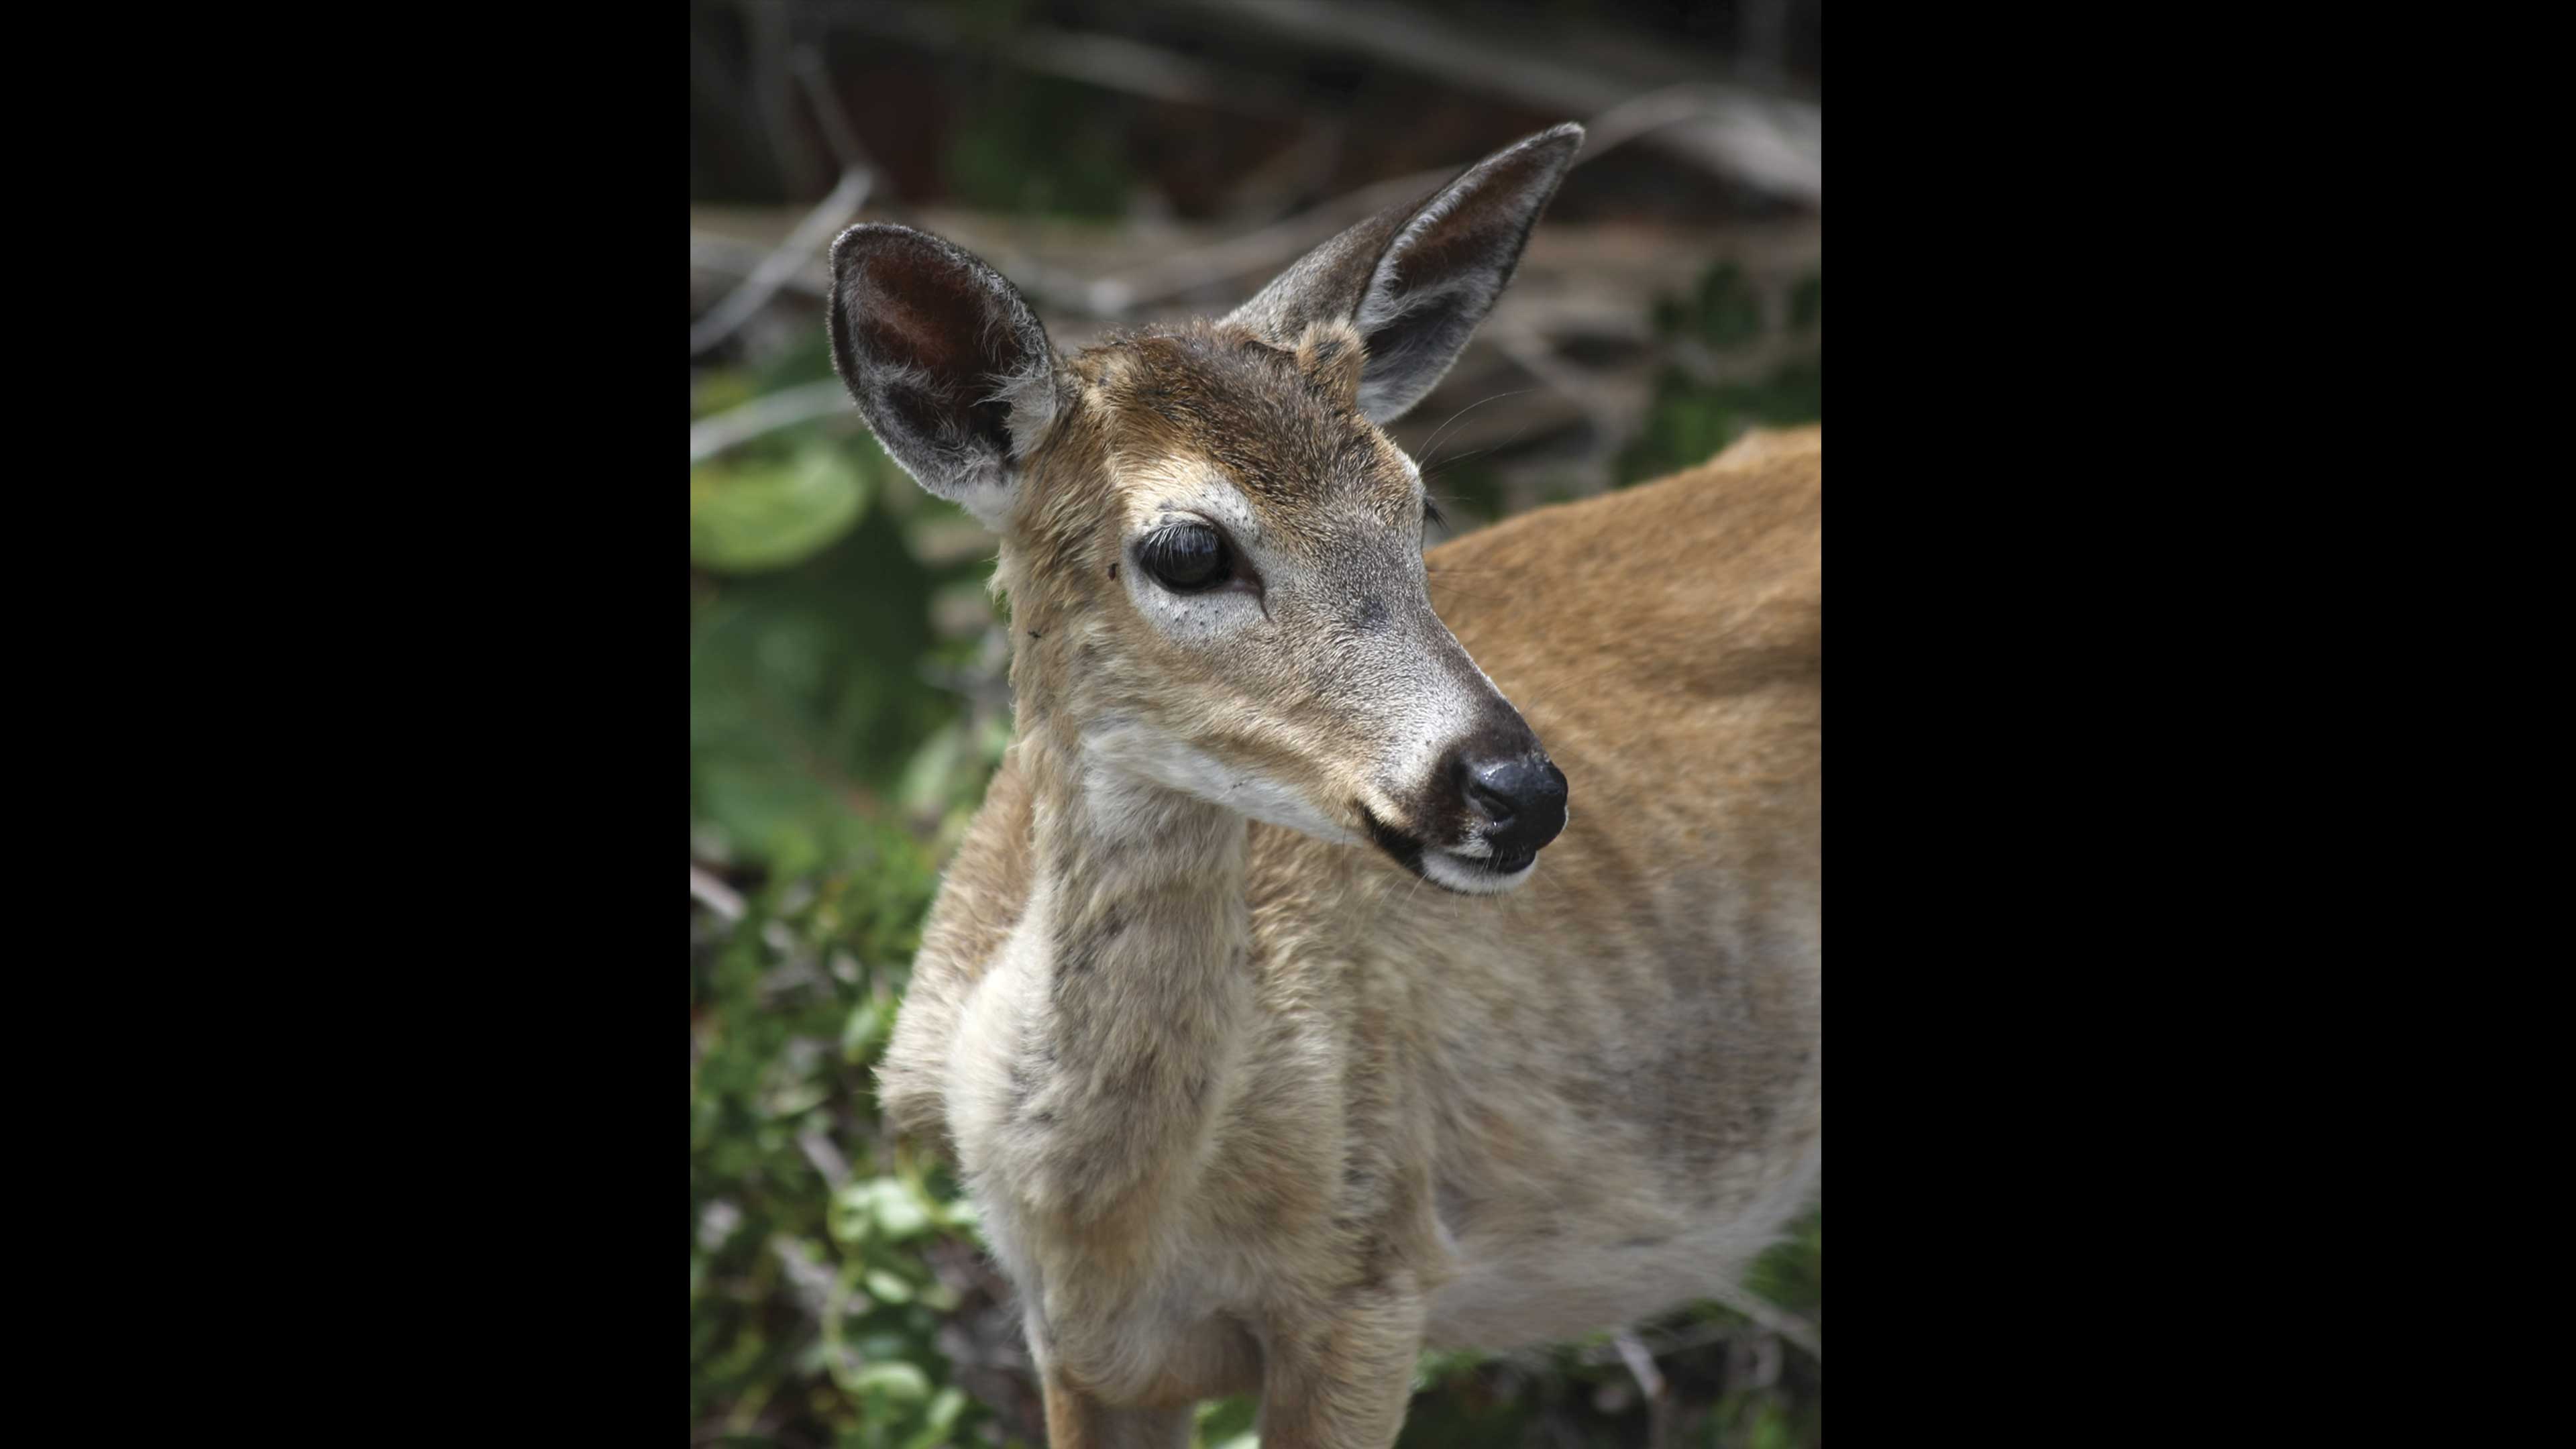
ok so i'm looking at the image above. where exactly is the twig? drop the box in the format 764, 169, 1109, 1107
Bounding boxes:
690, 230, 831, 299
1572, 1291, 1821, 1371
795, 1128, 852, 1189
1703, 1281, 1822, 1358
690, 864, 747, 921
745, 0, 824, 200
1486, 326, 1630, 494
688, 165, 873, 357
1613, 1331, 1672, 1449
1085, 83, 1807, 315
690, 378, 853, 464
789, 47, 873, 174
1086, 165, 1456, 314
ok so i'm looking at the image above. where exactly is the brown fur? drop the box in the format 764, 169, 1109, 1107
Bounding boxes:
879, 401, 1821, 1446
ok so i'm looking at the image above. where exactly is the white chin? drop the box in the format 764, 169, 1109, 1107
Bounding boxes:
1421, 848, 1537, 895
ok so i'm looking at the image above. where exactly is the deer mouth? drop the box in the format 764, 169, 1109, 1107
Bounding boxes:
1356, 805, 1540, 896
1422, 844, 1538, 894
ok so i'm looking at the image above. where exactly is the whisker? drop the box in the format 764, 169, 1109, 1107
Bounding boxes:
1421, 410, 1544, 484
1414, 388, 1540, 475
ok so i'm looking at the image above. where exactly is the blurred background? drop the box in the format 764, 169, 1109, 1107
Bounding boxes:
690, 3, 1820, 1445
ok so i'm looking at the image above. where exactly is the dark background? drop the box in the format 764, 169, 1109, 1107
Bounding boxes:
690, 4, 1822, 1445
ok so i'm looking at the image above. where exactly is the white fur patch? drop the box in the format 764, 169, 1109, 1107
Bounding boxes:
1085, 724, 1358, 846
1422, 848, 1536, 895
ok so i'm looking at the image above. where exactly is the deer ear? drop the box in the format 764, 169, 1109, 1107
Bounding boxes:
1224, 123, 1582, 424
827, 224, 1063, 527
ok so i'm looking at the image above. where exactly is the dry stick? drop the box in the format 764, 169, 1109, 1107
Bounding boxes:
1082, 164, 1457, 315
691, 231, 830, 299
1613, 1331, 1674, 1449
790, 46, 871, 174
688, 165, 873, 357
690, 864, 746, 922
1703, 1280, 1822, 1358
1486, 327, 1631, 496
745, 0, 823, 201
690, 379, 854, 465
1572, 1297, 1822, 1375
1010, 25, 1294, 114
1091, 80, 1794, 316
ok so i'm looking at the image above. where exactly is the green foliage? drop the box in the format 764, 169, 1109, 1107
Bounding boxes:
1620, 264, 1823, 488
690, 827, 1004, 1448
692, 445, 874, 574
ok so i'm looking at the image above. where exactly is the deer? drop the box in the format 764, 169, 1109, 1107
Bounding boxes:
830, 123, 1820, 1449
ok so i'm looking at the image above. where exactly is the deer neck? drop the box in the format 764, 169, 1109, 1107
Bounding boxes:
998, 712, 1254, 1223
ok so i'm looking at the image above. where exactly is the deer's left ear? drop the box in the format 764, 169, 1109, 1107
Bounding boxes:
1225, 123, 1582, 423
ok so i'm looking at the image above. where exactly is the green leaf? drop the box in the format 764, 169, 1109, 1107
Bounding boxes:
902, 1387, 969, 1449
853, 1360, 931, 1403
1195, 1395, 1259, 1449
690, 445, 870, 574
836, 1177, 933, 1242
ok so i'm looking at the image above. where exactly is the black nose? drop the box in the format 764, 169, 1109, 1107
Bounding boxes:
1458, 749, 1569, 858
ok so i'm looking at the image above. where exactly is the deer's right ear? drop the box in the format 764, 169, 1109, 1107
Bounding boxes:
1224, 123, 1583, 424
828, 224, 1062, 527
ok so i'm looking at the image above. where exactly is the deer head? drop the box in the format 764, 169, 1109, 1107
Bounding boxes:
828, 125, 1583, 893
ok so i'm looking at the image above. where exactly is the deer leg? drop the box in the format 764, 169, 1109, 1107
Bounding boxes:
1255, 1280, 1428, 1449
1037, 1368, 1193, 1449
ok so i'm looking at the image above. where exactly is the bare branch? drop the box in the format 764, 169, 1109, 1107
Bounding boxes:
689, 165, 873, 357
1087, 85, 1813, 315
691, 230, 831, 299
1613, 1330, 1672, 1449
795, 1128, 852, 1189
1086, 165, 1458, 314
790, 47, 873, 174
690, 379, 853, 464
690, 864, 747, 921
1703, 1281, 1822, 1358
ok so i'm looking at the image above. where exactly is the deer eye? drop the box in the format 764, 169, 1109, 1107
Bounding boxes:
1139, 523, 1228, 592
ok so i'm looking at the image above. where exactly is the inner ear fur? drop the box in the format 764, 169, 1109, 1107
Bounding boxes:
826, 223, 1062, 523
